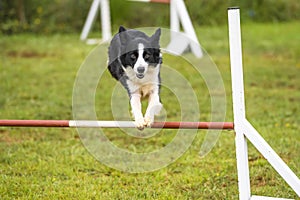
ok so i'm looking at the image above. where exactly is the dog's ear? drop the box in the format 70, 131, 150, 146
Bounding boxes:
119, 26, 126, 33
119, 26, 128, 45
151, 28, 161, 45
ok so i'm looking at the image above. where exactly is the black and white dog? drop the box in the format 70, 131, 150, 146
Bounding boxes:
108, 26, 163, 130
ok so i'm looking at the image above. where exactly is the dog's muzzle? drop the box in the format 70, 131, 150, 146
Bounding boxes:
136, 73, 144, 79
136, 67, 145, 79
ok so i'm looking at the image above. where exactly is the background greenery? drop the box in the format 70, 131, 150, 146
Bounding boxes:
1, 0, 300, 199
1, 0, 300, 34
1, 21, 300, 198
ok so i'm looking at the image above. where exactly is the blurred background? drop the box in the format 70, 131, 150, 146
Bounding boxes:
1, 1, 300, 199
1, 0, 300, 34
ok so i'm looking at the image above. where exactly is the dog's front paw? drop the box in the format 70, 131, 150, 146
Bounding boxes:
135, 118, 145, 130
144, 116, 154, 127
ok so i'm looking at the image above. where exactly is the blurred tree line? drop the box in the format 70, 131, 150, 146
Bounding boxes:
0, 0, 299, 34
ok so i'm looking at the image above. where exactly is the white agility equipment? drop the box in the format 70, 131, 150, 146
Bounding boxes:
80, 0, 203, 57
228, 7, 300, 199
80, 0, 111, 44
130, 0, 203, 57
1, 7, 299, 199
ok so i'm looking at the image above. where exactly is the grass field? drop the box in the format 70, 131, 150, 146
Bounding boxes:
1, 21, 300, 199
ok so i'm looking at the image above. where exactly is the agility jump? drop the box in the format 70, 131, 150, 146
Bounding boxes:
0, 120, 234, 130
1, 8, 299, 199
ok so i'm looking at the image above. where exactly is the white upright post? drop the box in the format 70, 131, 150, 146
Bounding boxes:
100, 0, 112, 42
228, 7, 251, 200
170, 0, 180, 37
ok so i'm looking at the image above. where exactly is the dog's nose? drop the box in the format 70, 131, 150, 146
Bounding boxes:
137, 67, 145, 73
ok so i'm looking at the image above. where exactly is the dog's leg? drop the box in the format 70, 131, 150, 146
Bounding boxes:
130, 93, 145, 130
144, 93, 162, 127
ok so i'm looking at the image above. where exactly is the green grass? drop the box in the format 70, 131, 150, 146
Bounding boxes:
1, 21, 300, 199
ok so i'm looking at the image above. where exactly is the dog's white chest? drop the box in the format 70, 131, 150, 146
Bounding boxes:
125, 64, 160, 96
139, 84, 154, 97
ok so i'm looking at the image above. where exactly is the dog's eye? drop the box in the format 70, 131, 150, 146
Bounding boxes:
144, 53, 150, 60
130, 53, 137, 60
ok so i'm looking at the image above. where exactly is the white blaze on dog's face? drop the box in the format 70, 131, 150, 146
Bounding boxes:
133, 43, 148, 79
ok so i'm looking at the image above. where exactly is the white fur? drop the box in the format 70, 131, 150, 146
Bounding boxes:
122, 43, 162, 130
133, 43, 148, 75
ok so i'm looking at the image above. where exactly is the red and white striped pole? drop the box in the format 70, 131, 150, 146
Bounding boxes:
0, 120, 234, 130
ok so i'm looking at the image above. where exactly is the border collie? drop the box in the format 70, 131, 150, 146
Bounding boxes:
108, 26, 163, 130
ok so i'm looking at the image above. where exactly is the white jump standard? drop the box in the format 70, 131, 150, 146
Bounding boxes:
228, 7, 300, 199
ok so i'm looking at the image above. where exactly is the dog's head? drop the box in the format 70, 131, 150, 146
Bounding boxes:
118, 26, 162, 79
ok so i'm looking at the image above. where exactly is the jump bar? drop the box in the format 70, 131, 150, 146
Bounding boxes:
0, 120, 234, 130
